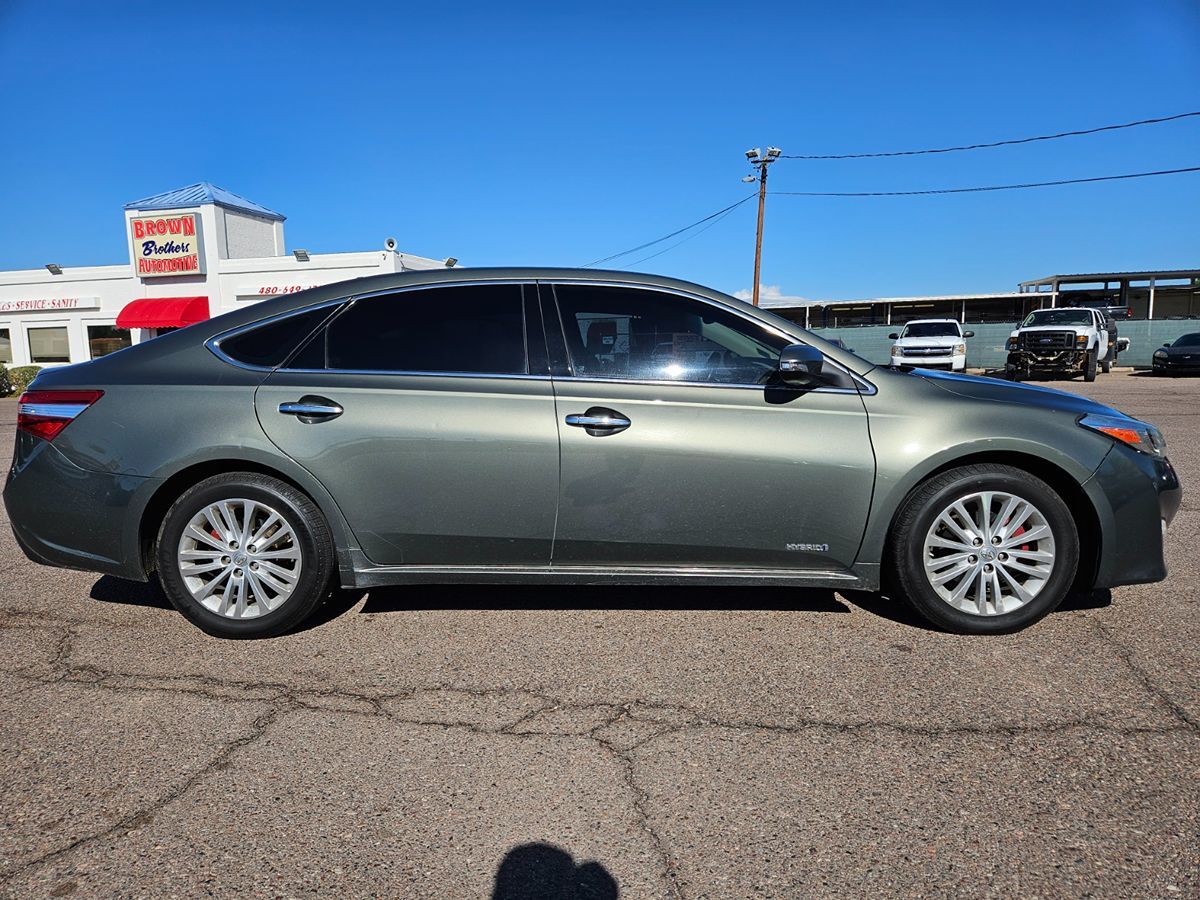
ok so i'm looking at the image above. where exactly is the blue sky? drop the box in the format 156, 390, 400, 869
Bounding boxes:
0, 0, 1197, 300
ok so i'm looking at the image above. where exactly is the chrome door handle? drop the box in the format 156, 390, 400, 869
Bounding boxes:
278, 397, 343, 421
565, 408, 631, 436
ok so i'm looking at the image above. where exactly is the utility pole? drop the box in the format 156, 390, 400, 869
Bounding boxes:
743, 147, 782, 306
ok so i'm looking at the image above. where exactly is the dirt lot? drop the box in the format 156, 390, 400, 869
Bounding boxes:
0, 372, 1196, 898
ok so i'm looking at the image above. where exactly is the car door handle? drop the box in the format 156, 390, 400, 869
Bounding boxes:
565, 408, 631, 436
278, 397, 344, 421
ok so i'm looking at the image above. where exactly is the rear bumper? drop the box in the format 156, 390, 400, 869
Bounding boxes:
1084, 444, 1182, 589
3, 438, 155, 580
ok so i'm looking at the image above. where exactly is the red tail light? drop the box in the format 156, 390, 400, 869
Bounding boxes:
17, 390, 104, 442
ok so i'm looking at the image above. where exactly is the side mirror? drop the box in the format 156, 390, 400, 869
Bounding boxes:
888, 332, 899, 340
777, 343, 825, 386
962, 331, 975, 338
1163, 342, 1172, 348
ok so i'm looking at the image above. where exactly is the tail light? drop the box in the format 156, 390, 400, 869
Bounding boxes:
17, 390, 104, 442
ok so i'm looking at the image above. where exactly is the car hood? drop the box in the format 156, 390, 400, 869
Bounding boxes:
1163, 345, 1200, 357
914, 368, 1124, 417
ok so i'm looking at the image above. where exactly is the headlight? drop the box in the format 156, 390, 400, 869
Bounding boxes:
1079, 413, 1166, 456
1075, 334, 1088, 345
891, 344, 903, 356
1153, 349, 1168, 359
1007, 339, 1018, 351
954, 343, 966, 355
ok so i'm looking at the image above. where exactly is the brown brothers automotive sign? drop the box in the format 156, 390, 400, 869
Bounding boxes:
129, 213, 205, 278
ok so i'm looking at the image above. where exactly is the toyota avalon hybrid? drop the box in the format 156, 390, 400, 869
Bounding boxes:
4, 269, 1181, 637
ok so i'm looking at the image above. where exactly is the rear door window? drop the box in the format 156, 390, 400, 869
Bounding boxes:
320, 284, 529, 375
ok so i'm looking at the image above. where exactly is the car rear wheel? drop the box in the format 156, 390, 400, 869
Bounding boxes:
156, 472, 334, 638
888, 465, 1079, 634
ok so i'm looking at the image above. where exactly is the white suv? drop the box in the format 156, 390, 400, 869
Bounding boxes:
889, 319, 973, 372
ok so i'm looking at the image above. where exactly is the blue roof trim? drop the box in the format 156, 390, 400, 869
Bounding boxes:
124, 182, 285, 221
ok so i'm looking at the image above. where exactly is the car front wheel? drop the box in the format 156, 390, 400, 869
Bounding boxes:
888, 465, 1080, 634
156, 472, 335, 638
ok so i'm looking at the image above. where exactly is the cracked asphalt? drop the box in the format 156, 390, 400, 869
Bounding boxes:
1, 372, 1197, 898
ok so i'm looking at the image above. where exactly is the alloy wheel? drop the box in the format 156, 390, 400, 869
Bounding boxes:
921, 490, 1056, 616
176, 498, 302, 618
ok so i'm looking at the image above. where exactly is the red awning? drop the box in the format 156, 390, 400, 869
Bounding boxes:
116, 296, 209, 330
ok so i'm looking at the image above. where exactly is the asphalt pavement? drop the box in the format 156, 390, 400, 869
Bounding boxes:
1, 371, 1196, 898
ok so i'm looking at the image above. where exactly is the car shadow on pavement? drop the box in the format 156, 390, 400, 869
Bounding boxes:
491, 842, 618, 900
356, 583, 852, 615
86, 576, 1113, 635
89, 573, 173, 609
840, 587, 1112, 632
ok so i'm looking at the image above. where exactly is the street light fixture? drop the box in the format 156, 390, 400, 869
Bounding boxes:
744, 145, 782, 306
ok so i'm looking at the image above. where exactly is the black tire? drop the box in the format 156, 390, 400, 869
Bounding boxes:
1101, 343, 1113, 374
1083, 348, 1097, 382
156, 472, 335, 638
1004, 365, 1022, 382
887, 464, 1080, 635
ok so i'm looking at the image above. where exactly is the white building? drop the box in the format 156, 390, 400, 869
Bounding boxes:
0, 183, 451, 367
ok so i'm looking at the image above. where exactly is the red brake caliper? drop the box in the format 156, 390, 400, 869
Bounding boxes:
1012, 524, 1030, 552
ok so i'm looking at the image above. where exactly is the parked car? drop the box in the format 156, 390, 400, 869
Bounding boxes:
4, 269, 1180, 637
1152, 332, 1200, 375
888, 319, 973, 372
1005, 307, 1128, 382
1073, 300, 1133, 320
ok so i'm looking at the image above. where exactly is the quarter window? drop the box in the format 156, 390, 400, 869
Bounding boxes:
322, 284, 528, 374
219, 306, 333, 369
552, 284, 789, 385
28, 326, 71, 363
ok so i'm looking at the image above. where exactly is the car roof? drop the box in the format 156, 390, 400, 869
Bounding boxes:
902, 318, 959, 325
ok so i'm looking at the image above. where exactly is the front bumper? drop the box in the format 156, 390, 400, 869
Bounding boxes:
1152, 357, 1200, 374
3, 438, 155, 580
891, 353, 966, 371
1007, 348, 1087, 373
1083, 443, 1182, 589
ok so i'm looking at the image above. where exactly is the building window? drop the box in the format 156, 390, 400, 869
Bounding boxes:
28, 326, 71, 363
0, 329, 11, 364
86, 324, 132, 359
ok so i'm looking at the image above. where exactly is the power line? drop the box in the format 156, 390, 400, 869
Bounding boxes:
781, 111, 1200, 160
582, 195, 756, 267
771, 165, 1200, 197
624, 203, 746, 268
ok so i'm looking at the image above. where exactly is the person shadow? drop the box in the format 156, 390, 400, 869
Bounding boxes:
492, 843, 618, 900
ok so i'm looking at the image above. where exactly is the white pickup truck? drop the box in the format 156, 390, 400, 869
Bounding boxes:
888, 318, 973, 372
1005, 307, 1128, 382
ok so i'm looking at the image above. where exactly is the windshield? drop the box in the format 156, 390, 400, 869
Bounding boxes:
900, 322, 959, 338
1173, 333, 1200, 347
1022, 309, 1092, 327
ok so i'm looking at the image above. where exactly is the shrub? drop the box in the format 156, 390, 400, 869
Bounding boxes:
0, 367, 10, 397
7, 366, 43, 395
